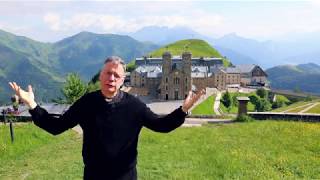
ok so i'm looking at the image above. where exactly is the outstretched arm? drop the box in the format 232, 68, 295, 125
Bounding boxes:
9, 82, 81, 135
9, 82, 37, 109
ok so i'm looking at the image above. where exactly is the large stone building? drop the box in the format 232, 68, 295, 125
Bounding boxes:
236, 64, 268, 86
130, 51, 267, 100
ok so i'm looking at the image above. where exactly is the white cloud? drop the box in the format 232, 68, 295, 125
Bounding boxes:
42, 11, 224, 35
43, 13, 61, 31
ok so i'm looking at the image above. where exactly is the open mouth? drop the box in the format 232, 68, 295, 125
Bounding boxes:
106, 84, 115, 88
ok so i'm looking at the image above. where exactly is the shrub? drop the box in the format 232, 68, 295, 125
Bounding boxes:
256, 98, 272, 112
235, 114, 254, 122
256, 88, 268, 99
272, 95, 290, 108
221, 91, 232, 109
249, 94, 260, 105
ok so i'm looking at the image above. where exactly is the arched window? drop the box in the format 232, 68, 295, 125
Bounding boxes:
174, 77, 180, 84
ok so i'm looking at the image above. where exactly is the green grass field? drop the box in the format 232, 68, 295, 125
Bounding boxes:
305, 103, 320, 114
286, 104, 314, 113
1, 121, 320, 179
0, 123, 83, 180
272, 101, 317, 112
191, 95, 216, 115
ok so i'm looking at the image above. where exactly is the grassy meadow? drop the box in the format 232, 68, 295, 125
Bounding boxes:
272, 100, 320, 113
305, 103, 320, 113
1, 121, 320, 179
191, 95, 216, 115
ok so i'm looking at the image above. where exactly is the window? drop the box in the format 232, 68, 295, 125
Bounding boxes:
166, 86, 168, 90
166, 77, 168, 83
174, 77, 180, 84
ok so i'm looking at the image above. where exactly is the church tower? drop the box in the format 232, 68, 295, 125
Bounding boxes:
182, 51, 192, 98
161, 51, 172, 100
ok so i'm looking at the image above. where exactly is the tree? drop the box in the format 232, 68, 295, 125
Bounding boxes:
255, 98, 272, 112
272, 95, 290, 109
249, 94, 260, 105
221, 91, 232, 109
256, 88, 268, 99
62, 73, 87, 104
232, 94, 239, 106
126, 60, 136, 72
87, 81, 100, 93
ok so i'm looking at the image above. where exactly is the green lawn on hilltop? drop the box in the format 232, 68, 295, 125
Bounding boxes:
1, 121, 320, 179
149, 39, 230, 67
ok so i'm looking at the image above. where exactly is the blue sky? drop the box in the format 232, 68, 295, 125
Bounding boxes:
0, 0, 319, 42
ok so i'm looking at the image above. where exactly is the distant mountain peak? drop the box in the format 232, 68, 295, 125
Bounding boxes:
130, 25, 206, 45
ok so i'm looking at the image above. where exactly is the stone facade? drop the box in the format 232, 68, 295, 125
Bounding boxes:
131, 51, 256, 100
236, 65, 268, 86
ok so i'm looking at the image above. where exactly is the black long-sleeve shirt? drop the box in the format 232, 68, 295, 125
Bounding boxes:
29, 90, 187, 178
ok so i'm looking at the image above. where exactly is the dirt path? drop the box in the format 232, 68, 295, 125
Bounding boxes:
282, 103, 314, 113
299, 102, 319, 113
213, 91, 222, 115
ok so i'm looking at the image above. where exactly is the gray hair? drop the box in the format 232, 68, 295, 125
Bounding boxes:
104, 56, 126, 72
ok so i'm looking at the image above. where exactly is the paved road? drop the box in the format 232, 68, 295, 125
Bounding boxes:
146, 100, 184, 114
214, 91, 222, 115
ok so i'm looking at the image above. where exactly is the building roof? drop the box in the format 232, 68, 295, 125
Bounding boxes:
192, 66, 208, 73
135, 56, 224, 67
191, 72, 207, 78
225, 67, 241, 73
134, 65, 162, 78
235, 64, 256, 73
210, 67, 226, 74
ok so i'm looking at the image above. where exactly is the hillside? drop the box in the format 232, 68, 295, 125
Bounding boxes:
52, 31, 159, 79
0, 29, 159, 104
129, 26, 320, 68
266, 63, 320, 94
149, 39, 230, 66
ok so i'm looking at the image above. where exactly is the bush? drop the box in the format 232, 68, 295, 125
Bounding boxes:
249, 94, 260, 105
272, 95, 290, 109
235, 114, 254, 122
256, 88, 268, 99
256, 98, 272, 112
221, 91, 232, 109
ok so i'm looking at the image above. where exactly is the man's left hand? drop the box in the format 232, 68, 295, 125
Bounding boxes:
182, 89, 206, 113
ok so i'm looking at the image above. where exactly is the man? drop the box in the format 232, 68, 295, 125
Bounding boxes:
9, 56, 205, 180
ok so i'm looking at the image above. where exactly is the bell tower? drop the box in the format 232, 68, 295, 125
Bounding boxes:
182, 51, 192, 98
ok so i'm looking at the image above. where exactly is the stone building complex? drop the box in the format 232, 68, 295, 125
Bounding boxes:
130, 51, 267, 100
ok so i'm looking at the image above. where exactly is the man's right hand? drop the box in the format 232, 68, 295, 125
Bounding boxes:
9, 82, 37, 109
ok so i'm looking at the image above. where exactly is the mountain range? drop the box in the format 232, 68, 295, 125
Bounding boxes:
1, 27, 320, 104
266, 63, 320, 94
129, 26, 320, 68
0, 29, 159, 103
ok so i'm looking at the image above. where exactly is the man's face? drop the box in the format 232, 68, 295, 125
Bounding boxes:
99, 62, 125, 97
